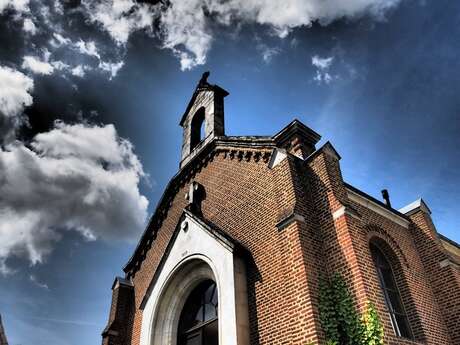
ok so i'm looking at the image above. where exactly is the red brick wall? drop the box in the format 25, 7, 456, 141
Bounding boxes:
408, 211, 460, 344
112, 143, 457, 345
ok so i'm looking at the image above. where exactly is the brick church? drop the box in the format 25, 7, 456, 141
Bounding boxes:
102, 73, 460, 345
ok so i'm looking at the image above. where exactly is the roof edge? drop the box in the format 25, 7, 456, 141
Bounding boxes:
344, 182, 410, 222
398, 198, 432, 216
439, 233, 460, 250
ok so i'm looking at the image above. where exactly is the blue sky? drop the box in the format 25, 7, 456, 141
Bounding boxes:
0, 0, 459, 344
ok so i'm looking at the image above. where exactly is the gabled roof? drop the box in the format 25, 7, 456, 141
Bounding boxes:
273, 118, 321, 146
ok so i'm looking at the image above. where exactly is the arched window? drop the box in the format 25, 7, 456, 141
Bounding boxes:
190, 107, 206, 151
178, 280, 218, 345
370, 243, 413, 339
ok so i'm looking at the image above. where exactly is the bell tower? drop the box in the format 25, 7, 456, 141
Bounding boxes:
179, 72, 229, 168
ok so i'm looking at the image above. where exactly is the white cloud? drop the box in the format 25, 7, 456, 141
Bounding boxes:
84, 0, 155, 45
99, 61, 124, 78
5, 0, 402, 75
256, 40, 281, 63
0, 0, 29, 13
0, 66, 33, 143
50, 33, 71, 48
71, 65, 86, 77
0, 121, 149, 274
23, 18, 37, 35
0, 66, 33, 117
22, 56, 54, 75
312, 55, 334, 84
138, 0, 399, 70
30, 274, 49, 289
158, 0, 212, 70
51, 60, 70, 71
312, 55, 334, 69
75, 40, 100, 59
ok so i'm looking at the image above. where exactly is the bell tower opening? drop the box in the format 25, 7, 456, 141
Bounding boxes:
190, 107, 206, 151
179, 72, 229, 168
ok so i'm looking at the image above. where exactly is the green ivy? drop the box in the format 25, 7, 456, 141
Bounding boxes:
318, 274, 384, 345
361, 302, 384, 345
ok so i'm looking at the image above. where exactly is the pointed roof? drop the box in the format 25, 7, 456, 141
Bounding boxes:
273, 119, 321, 146
179, 72, 229, 126
0, 314, 8, 345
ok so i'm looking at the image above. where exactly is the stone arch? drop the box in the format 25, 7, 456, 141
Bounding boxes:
190, 107, 206, 151
140, 213, 250, 345
365, 224, 409, 269
150, 256, 219, 345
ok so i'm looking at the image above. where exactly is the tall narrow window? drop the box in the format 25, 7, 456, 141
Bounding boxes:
190, 107, 206, 151
370, 243, 413, 339
178, 280, 218, 345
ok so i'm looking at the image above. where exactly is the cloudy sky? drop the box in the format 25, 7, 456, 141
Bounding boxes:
0, 0, 459, 344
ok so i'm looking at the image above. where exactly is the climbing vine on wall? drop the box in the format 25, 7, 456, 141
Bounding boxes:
318, 273, 384, 345
361, 302, 384, 345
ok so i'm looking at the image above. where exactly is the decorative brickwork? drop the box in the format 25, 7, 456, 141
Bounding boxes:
103, 75, 459, 345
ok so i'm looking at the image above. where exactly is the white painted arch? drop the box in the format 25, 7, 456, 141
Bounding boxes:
140, 212, 250, 345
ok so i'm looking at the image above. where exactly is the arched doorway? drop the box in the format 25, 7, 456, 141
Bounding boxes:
141, 213, 250, 345
178, 279, 218, 345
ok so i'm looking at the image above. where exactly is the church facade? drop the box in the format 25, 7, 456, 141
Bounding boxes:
102, 74, 460, 345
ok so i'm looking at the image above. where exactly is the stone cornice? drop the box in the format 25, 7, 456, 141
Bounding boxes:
276, 212, 306, 231
332, 204, 362, 221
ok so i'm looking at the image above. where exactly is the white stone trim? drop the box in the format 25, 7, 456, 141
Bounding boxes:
439, 258, 459, 269
276, 213, 306, 231
346, 189, 409, 228
140, 213, 250, 345
399, 198, 431, 216
268, 148, 287, 169
332, 206, 361, 221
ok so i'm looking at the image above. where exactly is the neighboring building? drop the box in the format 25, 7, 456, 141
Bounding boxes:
0, 314, 8, 345
102, 73, 460, 345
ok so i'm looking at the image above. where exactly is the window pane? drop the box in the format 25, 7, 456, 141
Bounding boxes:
395, 314, 412, 339
380, 267, 397, 291
178, 279, 219, 344
204, 303, 217, 321
203, 319, 218, 345
370, 244, 413, 340
184, 332, 201, 345
204, 284, 215, 303
386, 290, 404, 314
372, 247, 390, 269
